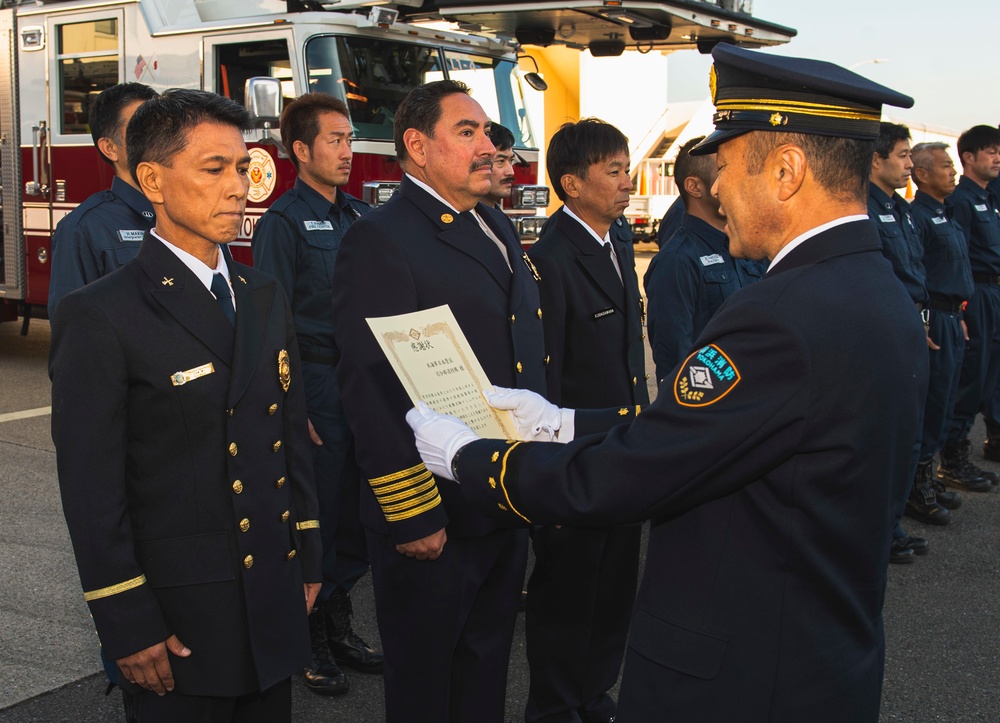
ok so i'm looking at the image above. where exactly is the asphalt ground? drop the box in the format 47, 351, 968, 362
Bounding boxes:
2, 249, 998, 721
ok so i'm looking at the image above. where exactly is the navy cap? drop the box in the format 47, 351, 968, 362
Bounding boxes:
691, 44, 914, 156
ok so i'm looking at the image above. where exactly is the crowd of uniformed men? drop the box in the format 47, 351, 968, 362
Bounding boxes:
44, 40, 999, 723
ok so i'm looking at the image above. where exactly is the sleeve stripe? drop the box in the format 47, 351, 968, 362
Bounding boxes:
375, 478, 437, 504
383, 493, 442, 522
498, 442, 531, 523
296, 520, 320, 530
380, 487, 440, 514
83, 574, 147, 602
371, 470, 433, 496
370, 463, 427, 485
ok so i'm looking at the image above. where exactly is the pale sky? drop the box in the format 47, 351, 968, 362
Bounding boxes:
667, 0, 999, 133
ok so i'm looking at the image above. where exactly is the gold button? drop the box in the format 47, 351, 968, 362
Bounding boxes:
239, 518, 250, 532
640, 333, 646, 340
544, 355, 550, 365
510, 314, 516, 323
228, 442, 238, 456
488, 477, 496, 489
243, 555, 254, 569
276, 476, 286, 489
226, 408, 234, 417
267, 404, 278, 415
232, 480, 243, 494
537, 308, 542, 319
273, 440, 282, 452
632, 376, 637, 385
281, 510, 290, 522
516, 362, 522, 373
644, 374, 650, 380
287, 549, 297, 560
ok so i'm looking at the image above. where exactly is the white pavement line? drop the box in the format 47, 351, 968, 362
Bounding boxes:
0, 406, 52, 423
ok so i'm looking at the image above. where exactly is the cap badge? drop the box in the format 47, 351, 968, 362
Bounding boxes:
769, 112, 787, 127
278, 349, 291, 392
709, 64, 718, 103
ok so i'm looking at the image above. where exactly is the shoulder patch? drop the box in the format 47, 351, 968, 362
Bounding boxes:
673, 344, 741, 408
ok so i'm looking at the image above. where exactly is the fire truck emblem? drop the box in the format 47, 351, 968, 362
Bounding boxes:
247, 148, 277, 203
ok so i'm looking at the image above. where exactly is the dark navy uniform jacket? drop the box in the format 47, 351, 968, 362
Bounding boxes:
644, 213, 764, 381
456, 220, 928, 722
867, 183, 927, 303
50, 237, 321, 696
947, 175, 1000, 276
911, 190, 974, 304
331, 176, 546, 544
48, 177, 155, 318
528, 207, 648, 409
252, 179, 369, 359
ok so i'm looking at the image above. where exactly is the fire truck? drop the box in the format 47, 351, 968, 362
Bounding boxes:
0, 0, 794, 327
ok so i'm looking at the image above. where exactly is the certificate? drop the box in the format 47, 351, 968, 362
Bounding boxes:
366, 304, 518, 439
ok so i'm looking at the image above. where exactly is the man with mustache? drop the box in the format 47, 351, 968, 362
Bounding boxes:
330, 80, 546, 721
252, 93, 380, 698
485, 122, 518, 209
519, 118, 648, 723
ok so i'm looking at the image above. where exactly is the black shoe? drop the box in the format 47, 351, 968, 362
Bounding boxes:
931, 482, 963, 510
903, 535, 930, 556
905, 497, 951, 525
325, 591, 384, 674
937, 441, 994, 493
890, 539, 916, 564
983, 437, 1000, 463
303, 609, 349, 695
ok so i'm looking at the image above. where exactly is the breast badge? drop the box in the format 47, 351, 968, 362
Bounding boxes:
674, 344, 741, 408
278, 349, 291, 392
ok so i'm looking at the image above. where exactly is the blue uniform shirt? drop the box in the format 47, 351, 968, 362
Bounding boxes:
656, 196, 685, 246
643, 212, 764, 381
867, 183, 927, 303
911, 190, 974, 304
252, 178, 370, 357
947, 175, 1000, 276
47, 176, 154, 318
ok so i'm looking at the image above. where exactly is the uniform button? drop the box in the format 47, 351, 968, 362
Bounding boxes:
229, 442, 238, 456
632, 377, 637, 385
544, 355, 550, 365
226, 408, 234, 417
267, 404, 278, 415
276, 476, 286, 489
644, 374, 650, 380
232, 480, 243, 494
273, 440, 282, 452
516, 362, 523, 373
537, 308, 542, 319
243, 555, 254, 569
510, 314, 516, 323
287, 549, 297, 560
239, 518, 250, 532
281, 510, 290, 522
640, 333, 646, 340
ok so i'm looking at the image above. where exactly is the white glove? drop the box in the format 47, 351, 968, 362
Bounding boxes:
405, 402, 479, 481
483, 386, 569, 442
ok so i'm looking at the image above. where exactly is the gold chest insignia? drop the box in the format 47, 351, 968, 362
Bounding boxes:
278, 349, 291, 392
162, 277, 174, 286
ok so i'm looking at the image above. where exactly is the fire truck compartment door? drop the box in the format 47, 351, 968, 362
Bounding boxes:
403, 0, 796, 53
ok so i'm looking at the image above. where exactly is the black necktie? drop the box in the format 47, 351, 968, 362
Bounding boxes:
210, 273, 235, 328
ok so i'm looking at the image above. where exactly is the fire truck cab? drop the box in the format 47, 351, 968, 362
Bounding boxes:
0, 0, 794, 327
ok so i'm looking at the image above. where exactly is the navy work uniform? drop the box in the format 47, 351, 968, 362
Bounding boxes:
644, 212, 764, 383
867, 182, 928, 535
331, 176, 546, 722
911, 191, 973, 463
945, 176, 1000, 444
47, 177, 154, 319
656, 195, 685, 246
525, 206, 648, 723
253, 179, 371, 601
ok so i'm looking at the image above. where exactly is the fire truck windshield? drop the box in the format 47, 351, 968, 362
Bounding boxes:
305, 36, 535, 149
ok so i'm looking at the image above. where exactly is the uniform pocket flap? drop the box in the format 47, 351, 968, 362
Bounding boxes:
136, 531, 235, 588
628, 607, 728, 680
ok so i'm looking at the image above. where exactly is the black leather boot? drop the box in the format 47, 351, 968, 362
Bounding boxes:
905, 462, 951, 525
303, 607, 349, 695
937, 441, 993, 492
325, 590, 384, 674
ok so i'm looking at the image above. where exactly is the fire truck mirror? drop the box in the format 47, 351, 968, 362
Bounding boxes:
245, 78, 282, 128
